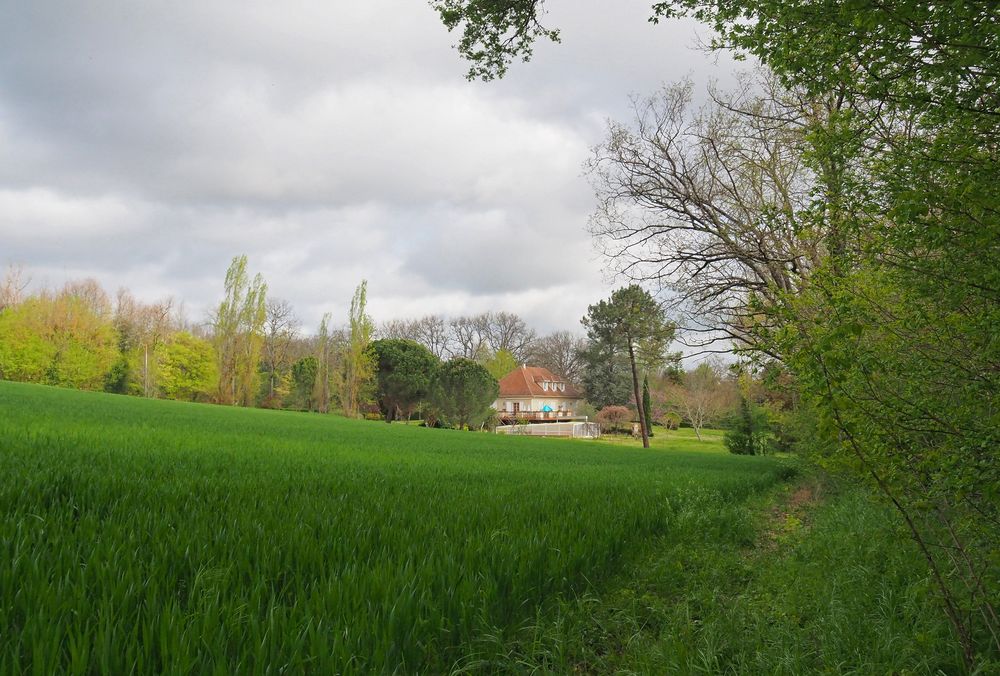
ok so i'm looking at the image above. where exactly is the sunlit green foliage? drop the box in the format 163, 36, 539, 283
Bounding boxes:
158, 332, 217, 401
342, 280, 375, 418
481, 347, 517, 382
212, 255, 267, 406
0, 294, 116, 390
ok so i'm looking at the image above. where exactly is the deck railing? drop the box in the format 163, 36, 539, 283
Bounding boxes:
497, 422, 600, 438
497, 410, 582, 421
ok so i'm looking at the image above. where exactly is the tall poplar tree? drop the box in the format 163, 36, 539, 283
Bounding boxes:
342, 280, 375, 417
312, 313, 333, 414
212, 255, 267, 406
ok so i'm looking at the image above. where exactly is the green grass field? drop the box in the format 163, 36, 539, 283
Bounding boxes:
0, 382, 959, 673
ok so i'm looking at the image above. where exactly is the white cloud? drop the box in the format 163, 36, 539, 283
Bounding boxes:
0, 188, 141, 240
0, 0, 744, 336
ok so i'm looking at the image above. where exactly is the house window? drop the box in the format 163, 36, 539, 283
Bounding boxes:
513, 402, 520, 414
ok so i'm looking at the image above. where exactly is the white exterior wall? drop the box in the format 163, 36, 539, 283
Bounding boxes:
493, 397, 582, 414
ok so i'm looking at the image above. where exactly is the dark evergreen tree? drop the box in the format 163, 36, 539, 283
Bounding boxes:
369, 339, 439, 423
290, 356, 318, 411
580, 340, 632, 410
432, 358, 499, 431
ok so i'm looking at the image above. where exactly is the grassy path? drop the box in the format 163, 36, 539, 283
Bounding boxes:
478, 474, 964, 674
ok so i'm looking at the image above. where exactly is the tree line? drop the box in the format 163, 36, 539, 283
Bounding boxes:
0, 258, 758, 437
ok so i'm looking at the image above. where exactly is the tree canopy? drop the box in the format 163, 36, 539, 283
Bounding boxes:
0, 291, 117, 391
370, 339, 440, 423
432, 0, 557, 81
432, 357, 499, 431
582, 285, 673, 448
159, 332, 217, 401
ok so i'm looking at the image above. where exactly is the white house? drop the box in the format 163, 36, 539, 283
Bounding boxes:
493, 365, 584, 423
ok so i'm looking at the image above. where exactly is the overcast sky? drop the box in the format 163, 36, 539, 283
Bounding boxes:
0, 1, 741, 335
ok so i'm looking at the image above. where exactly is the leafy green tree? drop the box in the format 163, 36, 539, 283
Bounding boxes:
0, 293, 117, 390
432, 357, 499, 431
159, 332, 217, 401
0, 299, 55, 383
431, 0, 557, 80
103, 353, 131, 394
370, 339, 439, 423
582, 285, 673, 449
481, 347, 517, 382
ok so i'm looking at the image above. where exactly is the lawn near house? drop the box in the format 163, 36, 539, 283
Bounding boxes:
592, 425, 729, 452
0, 381, 959, 673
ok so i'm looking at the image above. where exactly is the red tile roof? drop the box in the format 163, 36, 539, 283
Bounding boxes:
497, 366, 581, 399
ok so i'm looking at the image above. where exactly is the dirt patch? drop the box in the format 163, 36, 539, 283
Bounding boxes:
787, 485, 816, 509
757, 481, 823, 554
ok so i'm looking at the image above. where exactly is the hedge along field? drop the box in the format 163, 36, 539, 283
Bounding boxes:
0, 381, 795, 673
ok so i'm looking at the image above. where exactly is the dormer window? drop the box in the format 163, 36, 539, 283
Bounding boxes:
542, 381, 549, 391
559, 383, 565, 392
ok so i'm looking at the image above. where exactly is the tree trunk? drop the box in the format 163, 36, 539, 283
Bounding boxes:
626, 337, 649, 449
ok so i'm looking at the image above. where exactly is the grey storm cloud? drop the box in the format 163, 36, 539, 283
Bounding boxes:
0, 0, 743, 333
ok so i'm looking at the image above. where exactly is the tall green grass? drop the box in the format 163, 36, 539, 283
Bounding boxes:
487, 478, 965, 674
0, 381, 793, 673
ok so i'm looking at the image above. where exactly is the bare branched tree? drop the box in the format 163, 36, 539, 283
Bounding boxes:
381, 312, 536, 363
378, 315, 454, 361
63, 279, 113, 319
529, 331, 588, 385
413, 315, 451, 360
587, 71, 832, 354
0, 264, 30, 311
449, 314, 489, 359
262, 299, 300, 404
114, 288, 174, 397
664, 360, 736, 440
483, 311, 536, 362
